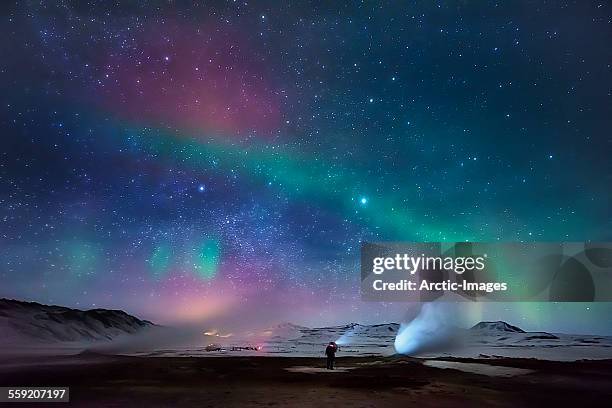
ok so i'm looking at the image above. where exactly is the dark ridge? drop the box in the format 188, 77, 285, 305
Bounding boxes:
0, 298, 156, 343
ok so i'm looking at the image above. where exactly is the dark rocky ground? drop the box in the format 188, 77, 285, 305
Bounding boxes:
1, 353, 611, 407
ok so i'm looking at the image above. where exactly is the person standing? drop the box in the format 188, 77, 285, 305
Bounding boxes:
325, 341, 337, 369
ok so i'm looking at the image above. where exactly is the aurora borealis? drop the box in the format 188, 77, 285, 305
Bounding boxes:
1, 1, 611, 333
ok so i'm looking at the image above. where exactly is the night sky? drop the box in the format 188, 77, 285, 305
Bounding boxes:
1, 1, 611, 333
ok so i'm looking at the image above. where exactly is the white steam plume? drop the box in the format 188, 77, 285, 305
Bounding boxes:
394, 302, 468, 355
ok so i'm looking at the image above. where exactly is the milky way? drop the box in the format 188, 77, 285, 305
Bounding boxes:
1, 2, 611, 332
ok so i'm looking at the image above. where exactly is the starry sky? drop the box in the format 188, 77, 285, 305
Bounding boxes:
1, 1, 611, 333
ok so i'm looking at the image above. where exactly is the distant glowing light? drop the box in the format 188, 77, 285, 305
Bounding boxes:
360, 197, 368, 205
335, 334, 351, 345
204, 330, 233, 338
198, 184, 206, 192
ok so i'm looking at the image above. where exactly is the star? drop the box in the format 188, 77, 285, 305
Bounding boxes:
1, 0, 608, 333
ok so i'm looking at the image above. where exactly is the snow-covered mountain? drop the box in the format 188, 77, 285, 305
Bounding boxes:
470, 321, 525, 333
0, 298, 155, 344
255, 323, 309, 340
468, 320, 560, 344
300, 323, 399, 345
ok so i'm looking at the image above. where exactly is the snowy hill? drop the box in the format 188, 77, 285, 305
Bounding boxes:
468, 321, 559, 343
0, 298, 155, 344
256, 323, 309, 339
471, 321, 525, 333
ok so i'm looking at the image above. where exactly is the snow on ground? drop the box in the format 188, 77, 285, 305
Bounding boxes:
284, 366, 355, 374
423, 361, 535, 377
132, 321, 612, 361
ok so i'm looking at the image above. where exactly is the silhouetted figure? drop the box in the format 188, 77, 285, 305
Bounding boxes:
325, 341, 337, 369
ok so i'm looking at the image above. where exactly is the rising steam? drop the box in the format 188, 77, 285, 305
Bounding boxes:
394, 302, 467, 355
